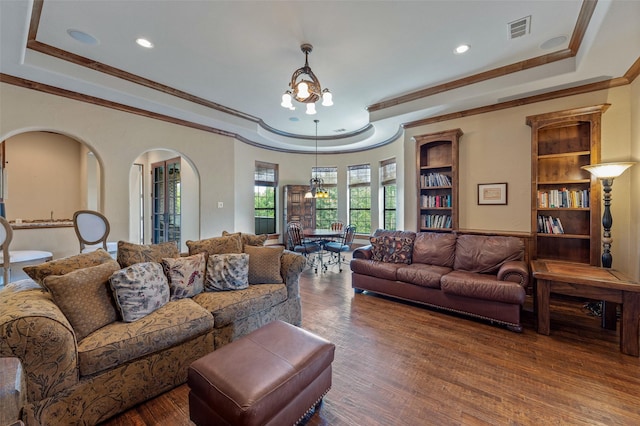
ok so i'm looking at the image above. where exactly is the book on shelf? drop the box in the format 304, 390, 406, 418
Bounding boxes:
537, 215, 565, 234
537, 188, 589, 208
420, 214, 452, 229
420, 194, 452, 208
421, 173, 452, 187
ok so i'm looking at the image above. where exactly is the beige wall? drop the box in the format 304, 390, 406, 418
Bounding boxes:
0, 81, 637, 278
404, 85, 637, 279
4, 132, 82, 220
630, 77, 639, 281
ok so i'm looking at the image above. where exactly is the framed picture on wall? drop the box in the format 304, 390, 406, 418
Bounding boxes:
478, 183, 508, 205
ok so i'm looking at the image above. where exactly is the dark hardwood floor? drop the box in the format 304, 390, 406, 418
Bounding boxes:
103, 258, 640, 425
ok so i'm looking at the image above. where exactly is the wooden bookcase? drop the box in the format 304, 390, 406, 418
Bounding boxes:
415, 129, 462, 232
526, 104, 609, 265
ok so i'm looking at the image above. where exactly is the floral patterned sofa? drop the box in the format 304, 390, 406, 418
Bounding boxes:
0, 232, 306, 426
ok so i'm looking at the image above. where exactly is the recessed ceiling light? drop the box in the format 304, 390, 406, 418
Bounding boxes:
67, 29, 99, 45
540, 35, 568, 50
136, 38, 154, 48
454, 44, 470, 55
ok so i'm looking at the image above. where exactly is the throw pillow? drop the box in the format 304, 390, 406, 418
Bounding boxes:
109, 262, 170, 322
161, 252, 206, 300
222, 231, 268, 249
24, 249, 113, 286
44, 260, 121, 341
244, 245, 284, 284
370, 236, 414, 264
205, 253, 249, 291
186, 234, 242, 256
116, 241, 180, 268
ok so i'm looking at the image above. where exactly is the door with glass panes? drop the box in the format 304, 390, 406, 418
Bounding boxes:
152, 158, 181, 245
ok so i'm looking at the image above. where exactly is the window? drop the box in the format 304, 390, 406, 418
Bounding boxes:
314, 166, 338, 228
254, 161, 278, 234
381, 158, 397, 230
348, 164, 371, 234
152, 157, 181, 245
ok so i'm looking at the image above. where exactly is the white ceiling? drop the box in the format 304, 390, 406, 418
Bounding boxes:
1, 0, 639, 153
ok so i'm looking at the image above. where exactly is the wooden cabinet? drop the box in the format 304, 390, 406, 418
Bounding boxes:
527, 104, 609, 265
414, 129, 462, 232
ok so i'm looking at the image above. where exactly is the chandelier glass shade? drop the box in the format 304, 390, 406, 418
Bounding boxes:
281, 44, 333, 115
304, 119, 329, 199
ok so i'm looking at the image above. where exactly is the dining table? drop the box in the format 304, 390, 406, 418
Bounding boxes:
302, 229, 344, 273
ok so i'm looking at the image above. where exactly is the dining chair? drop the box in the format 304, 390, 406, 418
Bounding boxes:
286, 222, 322, 273
73, 210, 116, 256
0, 216, 13, 286
324, 224, 356, 272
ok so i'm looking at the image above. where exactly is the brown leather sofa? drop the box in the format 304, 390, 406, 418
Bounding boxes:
350, 230, 529, 332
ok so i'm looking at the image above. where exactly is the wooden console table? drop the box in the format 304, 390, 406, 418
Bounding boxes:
531, 259, 640, 357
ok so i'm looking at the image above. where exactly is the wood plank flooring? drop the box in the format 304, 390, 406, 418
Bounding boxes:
102, 261, 640, 425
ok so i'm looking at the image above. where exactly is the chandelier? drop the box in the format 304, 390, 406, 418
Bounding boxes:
305, 119, 329, 199
281, 44, 333, 115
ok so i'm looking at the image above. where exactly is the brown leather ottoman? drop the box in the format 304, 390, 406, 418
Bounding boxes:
187, 320, 335, 426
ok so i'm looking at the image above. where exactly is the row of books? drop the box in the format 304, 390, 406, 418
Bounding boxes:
420, 173, 452, 188
537, 189, 589, 208
537, 215, 565, 234
420, 214, 452, 229
420, 194, 451, 208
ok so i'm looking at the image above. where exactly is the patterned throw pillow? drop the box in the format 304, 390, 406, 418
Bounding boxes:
222, 231, 268, 249
161, 252, 206, 300
116, 241, 180, 268
370, 236, 414, 264
244, 245, 284, 284
109, 262, 170, 322
44, 260, 121, 341
205, 253, 249, 291
24, 249, 113, 285
186, 234, 243, 257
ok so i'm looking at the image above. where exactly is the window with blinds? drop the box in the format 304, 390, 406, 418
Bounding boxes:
254, 161, 278, 234
380, 158, 397, 230
348, 164, 371, 234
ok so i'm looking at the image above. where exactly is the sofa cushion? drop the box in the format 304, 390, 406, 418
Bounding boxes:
23, 249, 113, 285
441, 270, 526, 305
412, 232, 457, 268
349, 258, 404, 281
205, 253, 250, 291
396, 263, 452, 289
43, 260, 121, 341
370, 235, 414, 264
244, 245, 284, 284
453, 235, 524, 274
222, 231, 268, 249
162, 252, 206, 300
117, 241, 180, 268
77, 298, 213, 377
109, 262, 170, 322
193, 284, 288, 328
187, 234, 243, 257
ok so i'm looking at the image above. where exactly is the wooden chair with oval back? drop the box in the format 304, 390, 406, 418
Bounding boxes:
73, 210, 117, 257
0, 216, 13, 286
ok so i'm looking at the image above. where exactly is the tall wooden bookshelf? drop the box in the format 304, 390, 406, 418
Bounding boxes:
415, 129, 462, 232
526, 104, 609, 265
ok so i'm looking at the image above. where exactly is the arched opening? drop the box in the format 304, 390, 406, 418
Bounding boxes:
131, 149, 200, 252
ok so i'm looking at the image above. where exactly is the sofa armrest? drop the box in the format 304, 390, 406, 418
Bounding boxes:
0, 280, 79, 403
280, 250, 307, 300
497, 261, 529, 288
352, 245, 373, 260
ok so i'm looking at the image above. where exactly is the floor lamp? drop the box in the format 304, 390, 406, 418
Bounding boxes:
581, 162, 636, 268
581, 162, 635, 323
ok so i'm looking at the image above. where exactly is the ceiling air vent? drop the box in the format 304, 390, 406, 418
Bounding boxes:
508, 15, 531, 39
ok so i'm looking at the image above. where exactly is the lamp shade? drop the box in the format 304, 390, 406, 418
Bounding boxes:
581, 162, 636, 179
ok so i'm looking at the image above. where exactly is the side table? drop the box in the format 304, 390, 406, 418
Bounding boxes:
531, 259, 640, 357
